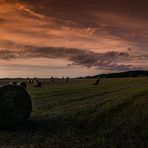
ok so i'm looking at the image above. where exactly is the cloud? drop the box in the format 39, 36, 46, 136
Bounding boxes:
15, 3, 45, 19
0, 18, 5, 23
0, 45, 137, 71
0, 1, 147, 52
0, 0, 147, 76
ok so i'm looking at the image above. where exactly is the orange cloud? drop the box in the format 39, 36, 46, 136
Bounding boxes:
0, 1, 147, 78
15, 3, 45, 19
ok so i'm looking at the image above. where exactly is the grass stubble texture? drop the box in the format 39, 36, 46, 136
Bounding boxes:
0, 78, 147, 148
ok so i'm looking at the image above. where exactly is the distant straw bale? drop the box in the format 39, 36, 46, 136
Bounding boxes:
17, 82, 27, 89
9, 81, 17, 85
34, 81, 42, 87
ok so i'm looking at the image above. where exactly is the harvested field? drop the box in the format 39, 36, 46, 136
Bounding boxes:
0, 78, 148, 148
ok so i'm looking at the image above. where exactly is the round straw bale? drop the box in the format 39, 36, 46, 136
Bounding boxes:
0, 85, 32, 128
65, 77, 70, 82
9, 81, 17, 85
32, 78, 38, 83
17, 82, 27, 89
29, 79, 32, 83
34, 81, 42, 87
33, 79, 39, 84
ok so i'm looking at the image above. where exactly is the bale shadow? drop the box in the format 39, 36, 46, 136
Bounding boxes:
0, 116, 85, 134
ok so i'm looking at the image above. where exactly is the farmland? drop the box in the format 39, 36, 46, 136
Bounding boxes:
0, 78, 148, 148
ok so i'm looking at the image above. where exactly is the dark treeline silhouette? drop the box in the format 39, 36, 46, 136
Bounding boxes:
84, 70, 148, 79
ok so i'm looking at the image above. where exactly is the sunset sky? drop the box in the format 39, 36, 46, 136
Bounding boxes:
0, 0, 147, 78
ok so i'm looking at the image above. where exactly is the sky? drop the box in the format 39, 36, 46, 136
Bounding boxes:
0, 0, 147, 78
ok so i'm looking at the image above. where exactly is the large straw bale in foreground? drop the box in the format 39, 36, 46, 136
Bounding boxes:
0, 85, 32, 128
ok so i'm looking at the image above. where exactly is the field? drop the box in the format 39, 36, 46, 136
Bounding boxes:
0, 78, 148, 148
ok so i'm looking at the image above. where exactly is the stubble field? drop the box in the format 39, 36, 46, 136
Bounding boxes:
0, 78, 148, 148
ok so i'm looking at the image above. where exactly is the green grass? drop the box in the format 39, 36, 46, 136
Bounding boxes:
0, 78, 148, 148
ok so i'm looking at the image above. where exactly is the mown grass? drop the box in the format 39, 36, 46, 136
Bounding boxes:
0, 78, 148, 148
